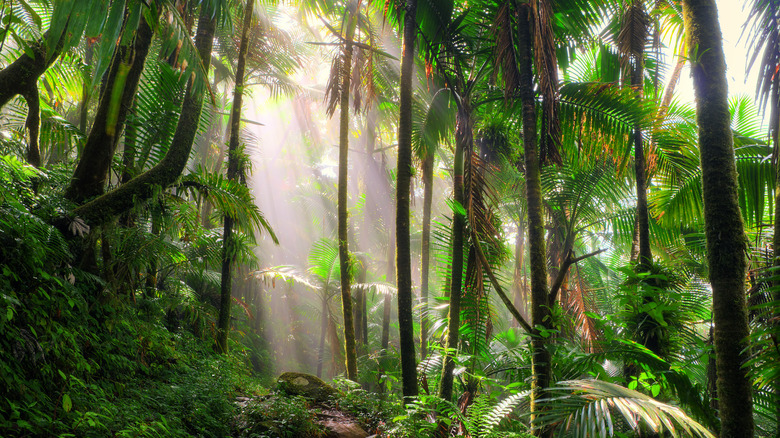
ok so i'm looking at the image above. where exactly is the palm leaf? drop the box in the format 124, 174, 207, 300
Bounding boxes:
535, 379, 715, 438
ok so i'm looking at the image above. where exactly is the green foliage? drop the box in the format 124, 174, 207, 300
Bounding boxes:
534, 380, 715, 438
327, 381, 402, 433
236, 393, 323, 438
0, 154, 267, 437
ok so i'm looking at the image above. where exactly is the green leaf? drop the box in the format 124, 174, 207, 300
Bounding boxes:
62, 394, 72, 412
6, 307, 11, 321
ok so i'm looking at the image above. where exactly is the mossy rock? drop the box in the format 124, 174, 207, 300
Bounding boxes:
276, 372, 339, 403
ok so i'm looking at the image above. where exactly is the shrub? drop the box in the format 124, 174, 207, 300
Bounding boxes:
236, 393, 323, 438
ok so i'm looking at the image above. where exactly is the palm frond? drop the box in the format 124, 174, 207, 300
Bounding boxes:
535, 379, 715, 438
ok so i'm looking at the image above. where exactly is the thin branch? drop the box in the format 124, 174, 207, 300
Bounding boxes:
548, 248, 606, 306
470, 227, 533, 334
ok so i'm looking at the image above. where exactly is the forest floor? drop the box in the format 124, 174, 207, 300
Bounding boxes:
233, 371, 396, 437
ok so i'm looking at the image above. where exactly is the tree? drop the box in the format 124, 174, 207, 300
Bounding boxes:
65, 6, 155, 202
331, 1, 360, 382
70, 3, 217, 228
617, 0, 652, 269
514, 5, 551, 433
217, 0, 255, 354
396, 0, 419, 400
682, 0, 754, 436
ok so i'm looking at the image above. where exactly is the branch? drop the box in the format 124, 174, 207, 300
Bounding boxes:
71, 11, 216, 228
0, 36, 60, 109
548, 248, 606, 306
22, 84, 41, 168
470, 227, 533, 334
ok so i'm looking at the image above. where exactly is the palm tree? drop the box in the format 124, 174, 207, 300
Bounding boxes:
396, 0, 419, 400
682, 0, 754, 436
216, 0, 256, 354
617, 0, 652, 269
325, 0, 361, 382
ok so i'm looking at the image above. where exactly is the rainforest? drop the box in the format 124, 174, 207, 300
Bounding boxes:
0, 0, 777, 437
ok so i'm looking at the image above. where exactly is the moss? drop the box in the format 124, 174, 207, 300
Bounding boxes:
276, 372, 339, 403
683, 0, 754, 436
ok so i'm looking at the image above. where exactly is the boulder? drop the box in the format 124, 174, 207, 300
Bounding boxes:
321, 419, 369, 438
276, 372, 339, 403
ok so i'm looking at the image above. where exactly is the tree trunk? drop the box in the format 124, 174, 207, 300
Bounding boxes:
216, 0, 254, 355
518, 5, 551, 435
771, 73, 780, 438
79, 43, 94, 135
512, 220, 526, 324
438, 103, 469, 403
317, 294, 329, 378
354, 256, 366, 354
71, 8, 216, 228
66, 10, 154, 202
337, 8, 359, 381
22, 84, 41, 168
632, 60, 652, 270
420, 152, 434, 358
382, 226, 394, 352
683, 0, 754, 436
396, 0, 419, 400
0, 36, 60, 110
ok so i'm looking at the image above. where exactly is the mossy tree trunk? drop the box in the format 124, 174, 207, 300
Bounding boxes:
22, 84, 41, 168
771, 75, 780, 438
71, 7, 216, 228
317, 293, 329, 378
683, 0, 754, 436
517, 5, 551, 436
66, 10, 154, 202
438, 102, 469, 403
512, 219, 526, 323
0, 36, 60, 110
216, 0, 254, 355
396, 0, 419, 400
420, 152, 434, 358
337, 7, 359, 381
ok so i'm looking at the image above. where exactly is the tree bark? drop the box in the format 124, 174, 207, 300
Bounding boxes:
216, 0, 254, 354
438, 103, 469, 403
22, 84, 41, 168
71, 8, 216, 228
337, 8, 359, 381
0, 37, 60, 110
317, 294, 329, 378
79, 44, 94, 135
354, 256, 366, 353
66, 11, 154, 202
396, 0, 419, 401
632, 46, 652, 270
771, 71, 780, 438
382, 222, 395, 351
512, 220, 526, 323
420, 152, 434, 358
683, 0, 754, 436
518, 5, 551, 435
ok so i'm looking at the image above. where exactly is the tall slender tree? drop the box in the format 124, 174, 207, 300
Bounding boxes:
516, 5, 551, 435
330, 1, 360, 381
396, 0, 419, 400
217, 0, 255, 354
618, 0, 652, 269
438, 102, 468, 403
683, 0, 754, 436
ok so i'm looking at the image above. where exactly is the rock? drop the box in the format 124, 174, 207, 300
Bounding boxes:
321, 419, 369, 438
276, 372, 339, 403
